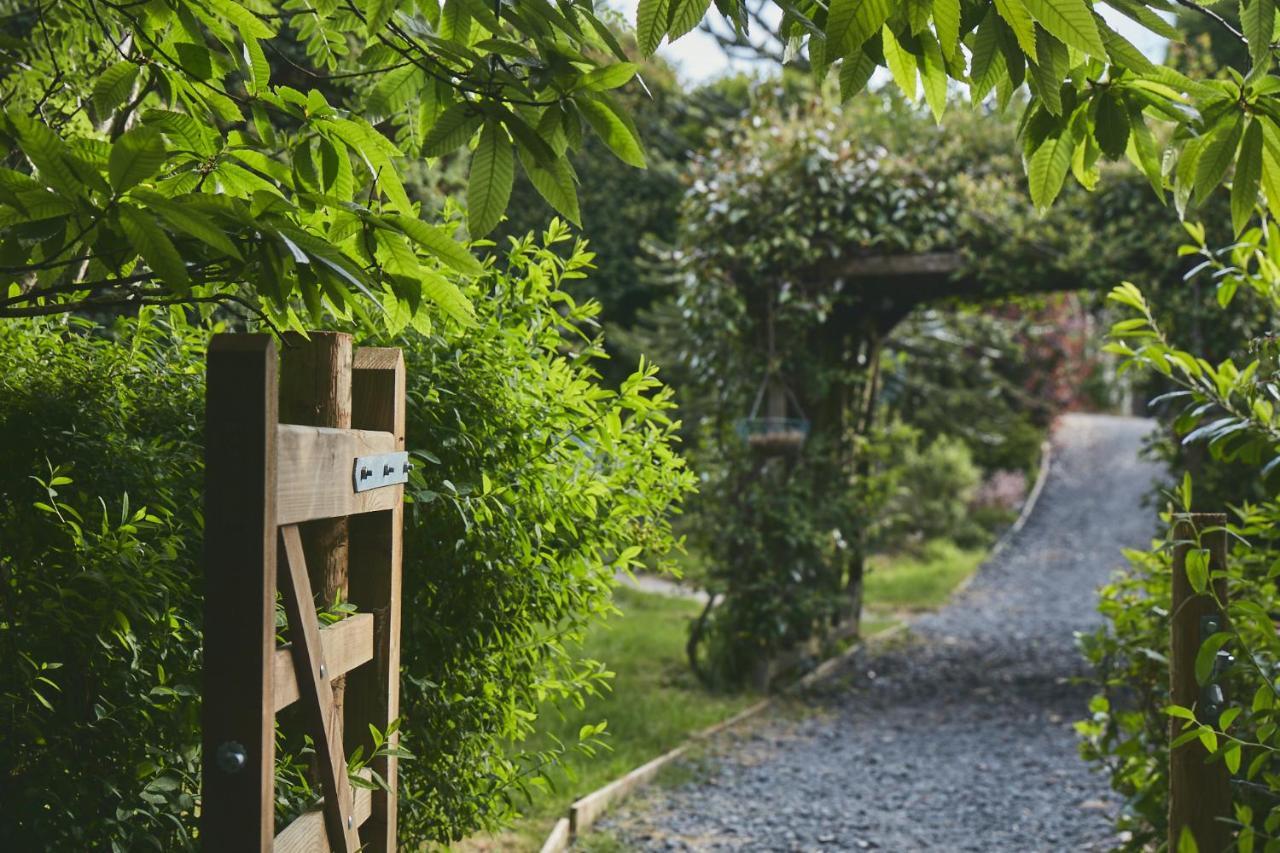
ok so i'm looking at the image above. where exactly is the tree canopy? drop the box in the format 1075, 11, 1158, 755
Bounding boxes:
3, 0, 1274, 332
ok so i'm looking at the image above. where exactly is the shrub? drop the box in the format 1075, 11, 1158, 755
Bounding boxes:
0, 225, 693, 848
392, 224, 694, 839
885, 435, 982, 545
0, 313, 208, 850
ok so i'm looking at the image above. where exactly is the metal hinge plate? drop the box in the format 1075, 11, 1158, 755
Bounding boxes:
353, 451, 410, 493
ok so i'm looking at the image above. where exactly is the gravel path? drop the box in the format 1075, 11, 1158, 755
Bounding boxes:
599, 413, 1160, 852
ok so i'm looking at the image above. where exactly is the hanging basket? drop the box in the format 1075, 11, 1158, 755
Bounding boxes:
736, 416, 811, 453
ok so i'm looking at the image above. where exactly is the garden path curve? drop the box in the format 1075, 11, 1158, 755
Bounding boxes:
600, 413, 1160, 852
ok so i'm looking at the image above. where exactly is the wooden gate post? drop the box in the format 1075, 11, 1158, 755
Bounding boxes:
1169, 512, 1232, 852
203, 335, 278, 850
347, 348, 406, 853
202, 333, 407, 852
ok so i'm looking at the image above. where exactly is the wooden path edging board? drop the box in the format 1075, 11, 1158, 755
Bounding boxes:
538, 818, 571, 853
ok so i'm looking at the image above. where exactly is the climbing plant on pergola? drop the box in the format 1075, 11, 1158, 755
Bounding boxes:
654, 91, 1186, 684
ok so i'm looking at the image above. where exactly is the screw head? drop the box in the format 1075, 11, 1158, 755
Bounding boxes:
347, 815, 353, 830
215, 741, 247, 774
319, 663, 327, 679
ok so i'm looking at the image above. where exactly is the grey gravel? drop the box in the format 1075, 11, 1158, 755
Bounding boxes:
599, 414, 1160, 852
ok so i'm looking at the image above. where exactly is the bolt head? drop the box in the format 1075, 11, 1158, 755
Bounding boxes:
215, 741, 247, 774
360, 467, 372, 480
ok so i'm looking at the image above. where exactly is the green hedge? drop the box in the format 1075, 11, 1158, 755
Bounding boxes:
0, 225, 693, 849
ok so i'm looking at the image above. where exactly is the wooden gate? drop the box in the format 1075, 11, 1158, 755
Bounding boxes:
201, 332, 406, 851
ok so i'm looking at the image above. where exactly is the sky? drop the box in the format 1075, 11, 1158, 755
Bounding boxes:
610, 1, 1171, 84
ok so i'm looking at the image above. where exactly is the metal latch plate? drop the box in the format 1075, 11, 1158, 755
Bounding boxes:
353, 451, 410, 493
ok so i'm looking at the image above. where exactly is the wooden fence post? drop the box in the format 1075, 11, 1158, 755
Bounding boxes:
202, 335, 278, 851
347, 347, 406, 853
1169, 512, 1232, 852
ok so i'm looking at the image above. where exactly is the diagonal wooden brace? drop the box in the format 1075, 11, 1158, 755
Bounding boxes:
279, 524, 361, 853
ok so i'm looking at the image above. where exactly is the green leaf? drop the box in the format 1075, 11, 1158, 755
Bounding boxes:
204, 0, 276, 39
577, 95, 646, 168
1224, 740, 1242, 774
7, 111, 80, 197
1027, 131, 1073, 210
933, 0, 962, 60
467, 118, 514, 237
91, 61, 141, 123
1195, 114, 1244, 203
118, 206, 190, 292
109, 127, 167, 193
422, 103, 484, 157
1094, 90, 1130, 160
1098, 16, 1155, 73
1261, 122, 1280, 215
366, 0, 397, 34
919, 31, 948, 121
132, 191, 244, 260
828, 0, 893, 54
994, 0, 1038, 57
368, 65, 423, 117
519, 148, 582, 225
1179, 825, 1200, 853
882, 26, 919, 100
241, 35, 269, 95
1030, 30, 1067, 115
1233, 118, 1263, 235
579, 62, 640, 91
421, 268, 475, 326
839, 50, 877, 101
1023, 0, 1106, 56
1194, 631, 1232, 685
636, 0, 672, 54
1185, 547, 1210, 593
1129, 107, 1166, 199
970, 9, 1006, 100
667, 0, 712, 41
386, 214, 485, 276
1242, 0, 1277, 66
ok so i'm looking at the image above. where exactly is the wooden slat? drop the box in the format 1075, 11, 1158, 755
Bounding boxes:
273, 613, 374, 712
346, 347, 407, 853
202, 334, 278, 852
273, 769, 373, 853
276, 424, 401, 525
279, 525, 361, 853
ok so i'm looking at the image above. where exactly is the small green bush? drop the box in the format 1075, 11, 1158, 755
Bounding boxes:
885, 435, 982, 545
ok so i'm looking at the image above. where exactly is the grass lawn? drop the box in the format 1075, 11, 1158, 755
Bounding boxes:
863, 538, 986, 612
457, 586, 756, 851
